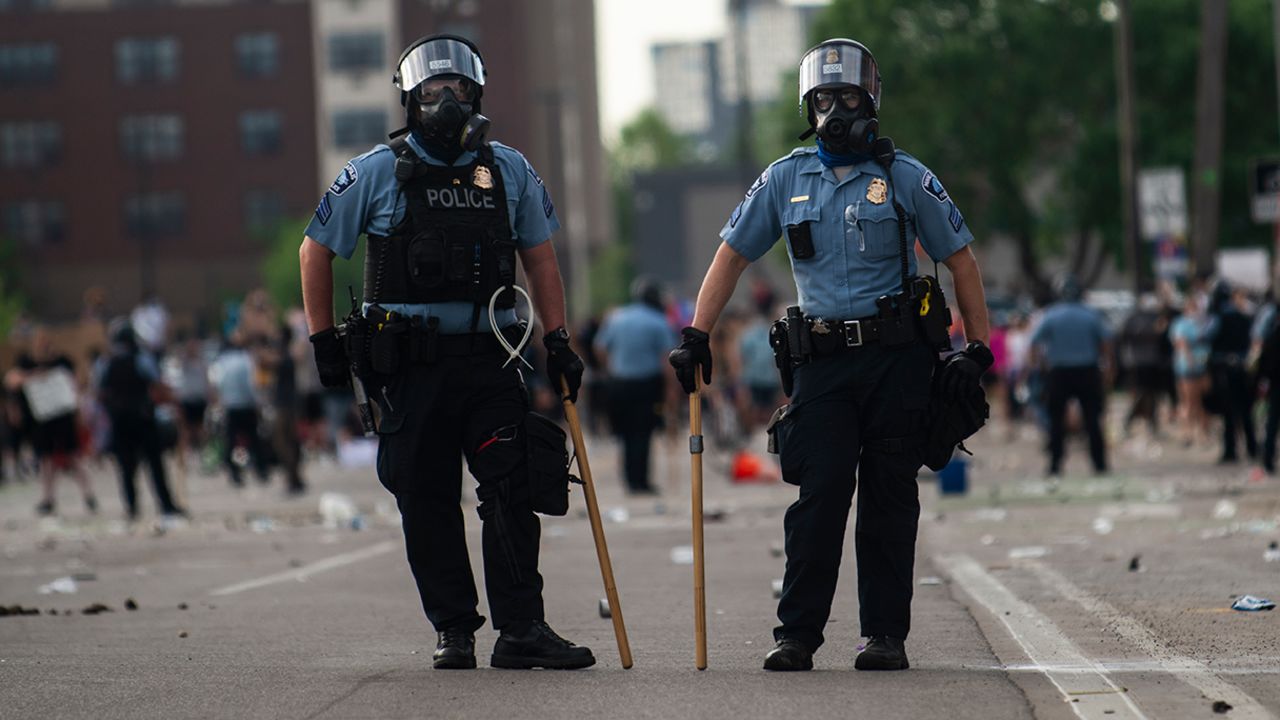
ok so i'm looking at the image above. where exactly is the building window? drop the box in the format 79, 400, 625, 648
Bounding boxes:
125, 192, 185, 238
235, 33, 278, 78
115, 37, 179, 84
332, 109, 386, 149
1, 121, 60, 167
0, 43, 58, 86
244, 189, 284, 233
3, 200, 65, 247
120, 114, 183, 161
328, 32, 383, 73
239, 110, 281, 156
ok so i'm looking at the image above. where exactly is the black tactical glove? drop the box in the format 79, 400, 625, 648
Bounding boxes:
310, 327, 349, 389
543, 327, 584, 403
938, 340, 994, 400
668, 326, 713, 395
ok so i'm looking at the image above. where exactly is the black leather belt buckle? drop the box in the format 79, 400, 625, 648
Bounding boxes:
843, 320, 864, 347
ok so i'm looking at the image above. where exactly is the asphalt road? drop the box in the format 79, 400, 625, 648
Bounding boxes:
1, 410, 1278, 719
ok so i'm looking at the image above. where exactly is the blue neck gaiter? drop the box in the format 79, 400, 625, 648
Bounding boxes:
816, 139, 871, 169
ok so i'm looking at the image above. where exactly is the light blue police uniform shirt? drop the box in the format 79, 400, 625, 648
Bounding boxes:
1030, 302, 1114, 368
595, 303, 677, 380
304, 134, 561, 334
721, 147, 973, 320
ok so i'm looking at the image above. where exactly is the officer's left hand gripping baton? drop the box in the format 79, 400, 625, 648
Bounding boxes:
561, 378, 633, 669
339, 286, 376, 437
689, 374, 708, 670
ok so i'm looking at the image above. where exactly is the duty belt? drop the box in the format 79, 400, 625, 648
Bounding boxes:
807, 314, 909, 355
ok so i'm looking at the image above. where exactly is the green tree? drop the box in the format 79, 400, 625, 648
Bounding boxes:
260, 218, 363, 318
595, 109, 697, 313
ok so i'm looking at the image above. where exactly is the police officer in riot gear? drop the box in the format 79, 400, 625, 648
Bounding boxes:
670, 38, 992, 671
299, 34, 594, 671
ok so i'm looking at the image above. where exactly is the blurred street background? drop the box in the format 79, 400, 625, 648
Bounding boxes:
3, 0, 1280, 717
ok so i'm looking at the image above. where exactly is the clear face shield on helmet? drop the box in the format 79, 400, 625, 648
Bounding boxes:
394, 37, 486, 94
797, 39, 883, 154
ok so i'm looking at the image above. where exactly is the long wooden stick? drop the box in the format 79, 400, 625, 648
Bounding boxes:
561, 380, 633, 669
690, 376, 707, 670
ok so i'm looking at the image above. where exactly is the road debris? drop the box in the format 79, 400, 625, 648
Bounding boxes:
606, 507, 630, 524
1264, 541, 1280, 563
37, 577, 78, 595
1128, 555, 1142, 572
124, 598, 138, 611
178, 631, 189, 638
1212, 499, 1238, 520
771, 579, 784, 598
598, 598, 611, 618
1008, 546, 1049, 559
918, 576, 943, 586
1213, 700, 1233, 714
769, 542, 784, 558
178, 602, 189, 610
1230, 595, 1276, 612
669, 546, 694, 565
81, 603, 112, 615
0, 605, 41, 617
1092, 517, 1114, 535
318, 492, 358, 529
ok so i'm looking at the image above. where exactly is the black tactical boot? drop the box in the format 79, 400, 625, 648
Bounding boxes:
763, 639, 813, 671
490, 620, 595, 669
432, 630, 476, 669
855, 636, 909, 670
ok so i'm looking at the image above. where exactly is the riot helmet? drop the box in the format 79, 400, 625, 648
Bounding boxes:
394, 34, 491, 161
797, 39, 881, 154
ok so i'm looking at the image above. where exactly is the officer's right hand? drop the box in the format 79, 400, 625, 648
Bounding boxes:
310, 327, 350, 388
668, 326, 713, 394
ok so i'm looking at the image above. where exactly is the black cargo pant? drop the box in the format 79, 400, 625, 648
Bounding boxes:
109, 412, 181, 518
771, 339, 934, 651
374, 348, 544, 634
607, 375, 663, 494
1046, 366, 1107, 474
1213, 362, 1257, 462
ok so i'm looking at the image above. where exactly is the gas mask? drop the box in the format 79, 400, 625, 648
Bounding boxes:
411, 86, 491, 162
811, 87, 877, 155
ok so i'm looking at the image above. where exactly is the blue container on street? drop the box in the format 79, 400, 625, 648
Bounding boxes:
938, 457, 968, 495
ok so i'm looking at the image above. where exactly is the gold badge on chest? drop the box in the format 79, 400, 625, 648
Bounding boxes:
473, 165, 494, 190
866, 178, 887, 205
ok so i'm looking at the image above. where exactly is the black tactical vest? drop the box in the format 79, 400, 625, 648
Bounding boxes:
364, 139, 516, 308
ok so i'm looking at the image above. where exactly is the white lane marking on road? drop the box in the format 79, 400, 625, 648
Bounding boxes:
938, 554, 1150, 720
209, 541, 397, 597
1002, 661, 1280, 675
1023, 559, 1275, 720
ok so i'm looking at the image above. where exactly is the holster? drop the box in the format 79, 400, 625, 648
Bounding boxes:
769, 318, 795, 397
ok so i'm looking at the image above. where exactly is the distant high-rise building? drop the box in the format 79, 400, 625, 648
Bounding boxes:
1, 0, 607, 324
649, 0, 822, 162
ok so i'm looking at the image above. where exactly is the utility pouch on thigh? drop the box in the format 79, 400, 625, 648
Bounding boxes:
765, 404, 790, 454
922, 383, 989, 471
524, 412, 580, 516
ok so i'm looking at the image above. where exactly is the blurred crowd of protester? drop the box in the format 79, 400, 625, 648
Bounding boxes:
0, 288, 365, 521
8, 273, 1280, 521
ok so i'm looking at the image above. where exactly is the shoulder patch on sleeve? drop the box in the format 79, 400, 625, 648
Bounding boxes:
922, 171, 950, 204
314, 194, 333, 225
745, 167, 769, 198
328, 162, 359, 196
948, 202, 964, 232
541, 186, 554, 218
